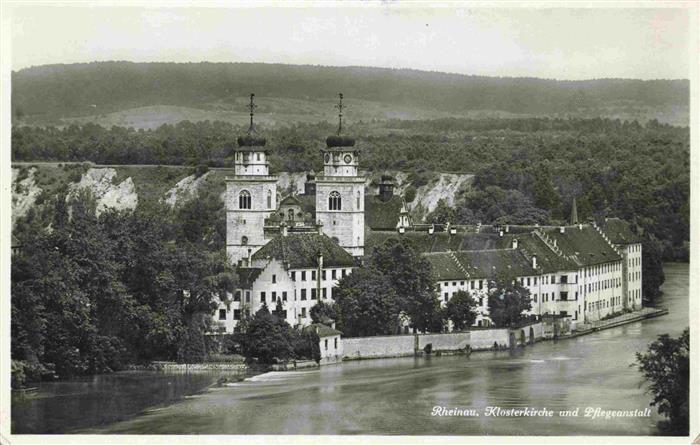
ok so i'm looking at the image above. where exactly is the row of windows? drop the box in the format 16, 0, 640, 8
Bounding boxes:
327, 191, 362, 211
628, 257, 641, 268
238, 190, 274, 210
628, 271, 641, 282
582, 277, 622, 294
585, 262, 620, 277
324, 337, 339, 351
291, 269, 349, 282
629, 244, 641, 253
587, 296, 621, 312
628, 289, 641, 300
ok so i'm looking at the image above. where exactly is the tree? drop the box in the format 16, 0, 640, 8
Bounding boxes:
243, 305, 294, 363
636, 328, 689, 435
334, 267, 401, 337
310, 300, 338, 325
486, 274, 532, 328
445, 290, 478, 331
642, 234, 666, 304
370, 238, 443, 333
425, 199, 455, 225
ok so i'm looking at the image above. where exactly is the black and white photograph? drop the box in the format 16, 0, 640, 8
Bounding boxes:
1, 1, 697, 443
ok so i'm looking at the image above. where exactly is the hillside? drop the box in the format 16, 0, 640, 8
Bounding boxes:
12, 62, 690, 127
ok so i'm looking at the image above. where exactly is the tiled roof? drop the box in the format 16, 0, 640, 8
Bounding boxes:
252, 233, 355, 269
365, 195, 403, 230
426, 248, 536, 281
303, 323, 342, 337
542, 226, 621, 267
598, 218, 642, 245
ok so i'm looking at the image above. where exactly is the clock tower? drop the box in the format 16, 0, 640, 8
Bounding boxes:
315, 93, 365, 258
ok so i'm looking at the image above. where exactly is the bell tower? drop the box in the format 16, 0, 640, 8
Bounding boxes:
226, 93, 278, 266
315, 93, 365, 257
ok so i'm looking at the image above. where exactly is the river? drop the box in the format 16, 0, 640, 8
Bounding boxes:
11, 263, 689, 435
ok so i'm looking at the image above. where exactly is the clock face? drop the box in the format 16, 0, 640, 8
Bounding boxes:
344, 154, 353, 164
324, 153, 331, 163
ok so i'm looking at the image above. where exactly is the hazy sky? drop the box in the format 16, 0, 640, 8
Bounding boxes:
8, 4, 693, 80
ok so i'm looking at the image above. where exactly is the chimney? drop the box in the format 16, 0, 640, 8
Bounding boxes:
505, 225, 510, 233
428, 225, 435, 235
317, 250, 324, 269
315, 220, 324, 235
499, 230, 504, 237
331, 321, 336, 330
280, 222, 288, 236
512, 238, 519, 249
560, 226, 565, 234
532, 255, 537, 269
578, 223, 583, 230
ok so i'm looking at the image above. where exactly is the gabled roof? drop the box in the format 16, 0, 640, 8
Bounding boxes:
303, 323, 342, 337
238, 267, 264, 289
598, 218, 641, 245
279, 194, 302, 206
426, 248, 536, 282
252, 233, 355, 269
543, 226, 621, 267
365, 195, 403, 230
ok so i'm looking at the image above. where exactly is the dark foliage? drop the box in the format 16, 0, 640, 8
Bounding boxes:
486, 274, 532, 328
636, 328, 689, 435
445, 290, 479, 331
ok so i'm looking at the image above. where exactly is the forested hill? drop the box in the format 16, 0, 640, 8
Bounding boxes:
12, 61, 689, 126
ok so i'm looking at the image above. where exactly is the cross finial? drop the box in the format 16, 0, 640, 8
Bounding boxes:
335, 92, 344, 135
247, 93, 257, 134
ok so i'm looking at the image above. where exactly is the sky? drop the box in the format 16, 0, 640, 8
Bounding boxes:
7, 3, 693, 80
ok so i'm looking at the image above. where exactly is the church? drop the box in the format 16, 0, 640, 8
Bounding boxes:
213, 94, 643, 334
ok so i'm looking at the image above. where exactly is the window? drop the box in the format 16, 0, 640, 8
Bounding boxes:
342, 269, 347, 278
283, 291, 288, 302
534, 294, 538, 303
272, 274, 276, 284
324, 339, 328, 350
323, 288, 327, 299
301, 289, 307, 300
329, 191, 342, 211
234, 309, 241, 320
302, 271, 307, 281
452, 282, 457, 286
534, 277, 538, 285
311, 289, 317, 300
239, 190, 251, 209
256, 153, 261, 161
479, 280, 483, 290
245, 291, 251, 303
356, 191, 361, 209
560, 275, 568, 284
322, 270, 327, 280
291, 271, 296, 281
260, 292, 266, 303
241, 236, 248, 246
527, 277, 531, 286
444, 292, 449, 302
234, 290, 241, 302
460, 281, 465, 286
470, 281, 475, 290
272, 291, 277, 302
334, 338, 338, 349
267, 190, 272, 209
332, 270, 337, 280
301, 308, 307, 318
560, 292, 568, 301
219, 309, 226, 320
312, 270, 317, 280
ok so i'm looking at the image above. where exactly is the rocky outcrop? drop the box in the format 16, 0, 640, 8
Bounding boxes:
163, 172, 212, 207
11, 167, 42, 228
67, 168, 138, 215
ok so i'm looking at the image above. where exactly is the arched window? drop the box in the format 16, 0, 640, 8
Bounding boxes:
329, 191, 341, 211
241, 236, 248, 245
267, 190, 272, 209
356, 191, 361, 209
239, 190, 251, 209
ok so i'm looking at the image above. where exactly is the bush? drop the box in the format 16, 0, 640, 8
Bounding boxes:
404, 185, 417, 203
